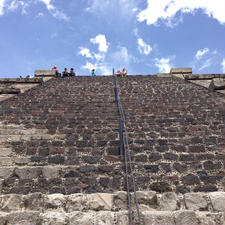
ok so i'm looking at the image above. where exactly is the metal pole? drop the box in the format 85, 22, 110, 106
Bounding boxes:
114, 87, 118, 104
119, 119, 124, 156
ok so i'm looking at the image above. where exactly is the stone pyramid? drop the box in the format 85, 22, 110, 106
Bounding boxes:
0, 69, 224, 224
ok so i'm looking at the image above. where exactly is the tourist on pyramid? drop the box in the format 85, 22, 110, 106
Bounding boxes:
62, 68, 69, 77
121, 67, 127, 77
70, 68, 76, 76
91, 69, 96, 76
52, 65, 61, 77
115, 70, 121, 76
115, 68, 127, 77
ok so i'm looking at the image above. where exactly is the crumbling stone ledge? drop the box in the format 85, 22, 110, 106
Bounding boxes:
0, 88, 20, 94
0, 191, 224, 213
0, 77, 45, 102
0, 78, 43, 84
0, 191, 224, 225
0, 210, 223, 225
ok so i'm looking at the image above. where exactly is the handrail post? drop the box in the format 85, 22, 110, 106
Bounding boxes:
114, 87, 118, 104
119, 119, 124, 156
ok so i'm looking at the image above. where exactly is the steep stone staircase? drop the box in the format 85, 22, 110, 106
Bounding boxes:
0, 75, 224, 224
119, 76, 225, 193
0, 76, 122, 195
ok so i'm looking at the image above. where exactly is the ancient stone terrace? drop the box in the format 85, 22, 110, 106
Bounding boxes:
0, 69, 224, 224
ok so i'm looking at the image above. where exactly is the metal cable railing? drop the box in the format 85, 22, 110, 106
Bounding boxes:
113, 69, 142, 225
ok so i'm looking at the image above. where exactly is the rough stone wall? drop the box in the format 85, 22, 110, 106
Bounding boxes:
0, 75, 224, 195
118, 76, 225, 193
0, 76, 121, 194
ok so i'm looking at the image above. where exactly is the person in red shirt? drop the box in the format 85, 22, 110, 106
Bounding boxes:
52, 65, 61, 77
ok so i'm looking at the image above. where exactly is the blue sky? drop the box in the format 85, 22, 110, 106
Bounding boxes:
0, 0, 225, 77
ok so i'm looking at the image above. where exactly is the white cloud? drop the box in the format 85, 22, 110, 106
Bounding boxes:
154, 57, 174, 73
96, 63, 112, 75
79, 35, 111, 75
79, 47, 93, 59
137, 38, 152, 55
82, 62, 95, 71
82, 62, 111, 75
80, 43, 134, 75
195, 48, 209, 60
90, 34, 108, 53
0, 0, 69, 20
94, 53, 105, 61
8, 0, 27, 14
39, 0, 70, 21
110, 46, 131, 65
0, 0, 28, 15
51, 9, 70, 21
221, 58, 225, 73
138, 0, 225, 27
0, 0, 6, 15
192, 48, 221, 72
79, 33, 135, 75
36, 12, 44, 17
199, 58, 212, 71
39, 0, 54, 11
86, 0, 138, 18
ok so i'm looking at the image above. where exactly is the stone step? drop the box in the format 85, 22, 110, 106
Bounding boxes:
0, 162, 123, 181
0, 191, 224, 225
0, 160, 224, 194
0, 163, 125, 194
0, 145, 121, 165
0, 210, 223, 225
0, 191, 224, 213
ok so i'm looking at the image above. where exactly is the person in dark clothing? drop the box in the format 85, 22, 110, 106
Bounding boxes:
62, 68, 69, 77
70, 68, 76, 76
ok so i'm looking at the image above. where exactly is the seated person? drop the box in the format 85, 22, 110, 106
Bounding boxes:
121, 68, 127, 77
70, 68, 76, 76
62, 68, 69, 77
115, 70, 122, 76
52, 65, 61, 77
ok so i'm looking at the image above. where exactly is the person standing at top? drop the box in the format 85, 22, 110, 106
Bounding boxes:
70, 68, 76, 76
52, 65, 61, 77
91, 69, 96, 76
